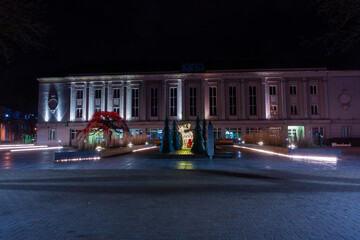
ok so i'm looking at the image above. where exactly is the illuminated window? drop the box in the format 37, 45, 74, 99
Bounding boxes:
310, 85, 317, 95
311, 105, 318, 115
209, 86, 217, 116
76, 90, 83, 99
225, 128, 241, 139
190, 87, 197, 116
95, 89, 102, 99
151, 88, 158, 117
130, 129, 142, 136
342, 126, 350, 137
246, 127, 261, 134
113, 89, 120, 98
132, 88, 139, 117
146, 128, 162, 139
290, 105, 298, 115
113, 107, 120, 114
213, 128, 222, 139
49, 129, 56, 140
229, 86, 236, 116
170, 87, 177, 116
269, 86, 276, 95
290, 86, 297, 95
270, 105, 277, 116
249, 86, 257, 116
76, 108, 83, 118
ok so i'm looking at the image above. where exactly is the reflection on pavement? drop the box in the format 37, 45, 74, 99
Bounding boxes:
176, 161, 195, 170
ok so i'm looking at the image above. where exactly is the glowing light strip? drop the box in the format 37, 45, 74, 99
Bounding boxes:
0, 144, 35, 147
0, 145, 48, 150
55, 157, 101, 162
132, 146, 157, 152
11, 146, 63, 152
234, 145, 338, 162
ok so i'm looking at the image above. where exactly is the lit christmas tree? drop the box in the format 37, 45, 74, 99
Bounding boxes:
191, 116, 205, 154
171, 120, 181, 150
159, 117, 174, 153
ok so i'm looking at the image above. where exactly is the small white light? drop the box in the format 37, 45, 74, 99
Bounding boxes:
96, 146, 102, 151
128, 143, 133, 148
258, 141, 264, 146
145, 141, 149, 145
241, 140, 245, 144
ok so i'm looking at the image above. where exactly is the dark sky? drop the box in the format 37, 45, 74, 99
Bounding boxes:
0, 0, 359, 113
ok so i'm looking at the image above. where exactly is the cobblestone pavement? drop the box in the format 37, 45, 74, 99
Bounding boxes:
1, 169, 360, 240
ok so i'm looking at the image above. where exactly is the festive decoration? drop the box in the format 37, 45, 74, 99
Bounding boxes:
187, 139, 192, 148
171, 120, 182, 150
178, 123, 193, 148
191, 116, 205, 154
159, 117, 174, 153
202, 119, 207, 149
76, 111, 129, 148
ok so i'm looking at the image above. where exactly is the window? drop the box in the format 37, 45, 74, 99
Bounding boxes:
249, 86, 257, 116
290, 86, 297, 95
290, 105, 298, 115
113, 107, 120, 114
225, 128, 241, 139
49, 129, 56, 140
130, 129, 142, 136
270, 105, 277, 116
268, 127, 282, 137
190, 88, 197, 116
170, 87, 177, 116
76, 90, 83, 99
71, 129, 78, 140
132, 88, 139, 117
113, 89, 120, 98
229, 86, 236, 116
310, 85, 317, 95
269, 86, 276, 95
95, 89, 102, 99
311, 105, 319, 115
146, 128, 162, 139
76, 108, 83, 118
342, 126, 350, 137
213, 128, 222, 139
209, 86, 217, 116
246, 127, 261, 134
95, 107, 101, 113
151, 88, 158, 117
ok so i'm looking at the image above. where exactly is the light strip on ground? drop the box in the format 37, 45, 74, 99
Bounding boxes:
234, 145, 338, 163
0, 144, 35, 147
11, 146, 63, 152
132, 146, 158, 152
0, 145, 48, 150
55, 157, 101, 162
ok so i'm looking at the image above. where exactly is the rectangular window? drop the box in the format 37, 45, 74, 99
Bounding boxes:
249, 86, 257, 116
76, 108, 83, 118
290, 86, 297, 95
130, 129, 142, 136
311, 105, 319, 115
71, 129, 77, 140
213, 128, 222, 139
132, 88, 139, 117
342, 126, 350, 138
95, 107, 101, 113
310, 85, 317, 95
113, 89, 120, 98
76, 90, 83, 99
225, 128, 241, 139
269, 86, 276, 95
49, 129, 56, 140
170, 87, 177, 116
270, 105, 277, 116
146, 128, 162, 139
190, 87, 197, 116
209, 86, 217, 116
113, 107, 120, 114
290, 105, 298, 115
151, 88, 158, 117
246, 127, 261, 134
229, 86, 237, 116
95, 89, 102, 99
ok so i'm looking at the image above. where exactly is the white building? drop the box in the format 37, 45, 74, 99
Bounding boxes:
36, 68, 360, 146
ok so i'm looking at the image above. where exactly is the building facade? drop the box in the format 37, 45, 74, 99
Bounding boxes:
36, 68, 360, 146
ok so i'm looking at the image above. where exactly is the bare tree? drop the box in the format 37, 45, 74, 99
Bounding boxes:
0, 0, 50, 62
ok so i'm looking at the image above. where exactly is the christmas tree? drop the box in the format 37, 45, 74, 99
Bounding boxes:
191, 116, 205, 154
171, 120, 182, 150
159, 117, 174, 153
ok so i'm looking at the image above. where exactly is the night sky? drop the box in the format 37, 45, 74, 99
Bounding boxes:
0, 0, 359, 113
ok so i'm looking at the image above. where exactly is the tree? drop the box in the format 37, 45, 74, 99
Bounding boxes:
191, 116, 205, 154
171, 120, 181, 150
76, 111, 129, 148
159, 117, 174, 153
0, 0, 50, 62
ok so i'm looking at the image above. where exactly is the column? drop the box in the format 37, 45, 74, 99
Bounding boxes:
140, 80, 146, 121
88, 82, 94, 120
281, 78, 287, 119
203, 80, 209, 119
177, 79, 183, 120
301, 78, 308, 118
323, 78, 329, 119
107, 81, 113, 112
126, 82, 132, 120
120, 84, 125, 118
101, 81, 106, 111
261, 78, 269, 119
241, 79, 246, 119
82, 82, 87, 121
220, 79, 226, 120
162, 81, 167, 120
70, 82, 76, 121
